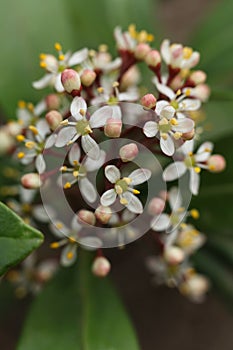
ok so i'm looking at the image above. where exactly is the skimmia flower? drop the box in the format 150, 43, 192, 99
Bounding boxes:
100, 165, 151, 214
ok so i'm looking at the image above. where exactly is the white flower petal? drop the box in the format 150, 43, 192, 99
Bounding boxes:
81, 134, 100, 160
119, 89, 139, 101
197, 141, 214, 155
68, 48, 89, 66
143, 121, 158, 137
61, 244, 77, 267
45, 134, 57, 149
79, 237, 102, 251
68, 143, 81, 165
19, 187, 36, 203
84, 150, 106, 172
122, 209, 136, 222
151, 214, 170, 231
33, 204, 56, 223
179, 99, 201, 111
123, 191, 143, 214
54, 73, 64, 92
71, 215, 82, 231
179, 139, 194, 155
160, 39, 171, 65
90, 106, 115, 128
104, 57, 122, 72
55, 127, 78, 147
156, 82, 175, 100
163, 161, 187, 181
32, 73, 53, 89
36, 119, 50, 139
160, 134, 175, 156
105, 165, 121, 184
155, 100, 170, 116
34, 100, 46, 116
189, 168, 200, 195
79, 177, 97, 203
168, 187, 182, 211
35, 154, 46, 174
129, 168, 152, 185
100, 189, 117, 206
70, 97, 87, 118
174, 118, 194, 133
160, 105, 175, 120
50, 221, 69, 238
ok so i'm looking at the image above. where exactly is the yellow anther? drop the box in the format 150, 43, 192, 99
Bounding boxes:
186, 267, 196, 276
115, 185, 123, 195
67, 251, 74, 260
176, 89, 182, 96
18, 100, 26, 109
73, 170, 79, 178
183, 47, 193, 59
64, 182, 72, 189
133, 189, 140, 195
67, 140, 74, 146
188, 152, 193, 156
161, 133, 168, 140
25, 141, 36, 149
177, 207, 185, 213
120, 197, 128, 205
54, 42, 62, 51
190, 209, 200, 219
16, 134, 25, 142
40, 61, 47, 69
73, 160, 79, 166
209, 165, 216, 171
79, 109, 86, 116
194, 166, 201, 174
17, 152, 25, 159
27, 103, 34, 112
29, 125, 39, 135
180, 69, 190, 79
97, 87, 104, 94
185, 89, 191, 97
123, 177, 132, 185
84, 125, 92, 134
98, 44, 108, 52
69, 236, 76, 243
112, 81, 119, 88
128, 24, 137, 39
174, 132, 182, 140
60, 119, 69, 126
89, 49, 96, 58
180, 223, 187, 229
60, 166, 67, 172
59, 54, 65, 61
146, 33, 154, 42
170, 118, 178, 126
50, 242, 60, 249
39, 53, 46, 60
205, 148, 211, 152
55, 222, 63, 229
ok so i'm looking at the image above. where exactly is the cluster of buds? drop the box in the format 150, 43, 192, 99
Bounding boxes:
0, 25, 226, 301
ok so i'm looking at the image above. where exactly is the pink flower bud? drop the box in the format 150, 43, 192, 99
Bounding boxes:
61, 69, 81, 94
182, 128, 195, 141
193, 84, 210, 102
45, 94, 61, 110
145, 50, 161, 67
21, 173, 41, 189
189, 70, 207, 85
164, 246, 185, 265
92, 256, 111, 277
0, 128, 14, 155
104, 118, 122, 138
46, 110, 63, 130
148, 197, 165, 215
95, 205, 112, 224
159, 190, 168, 201
120, 66, 141, 90
119, 143, 139, 162
180, 274, 209, 301
208, 155, 226, 173
80, 69, 97, 87
77, 210, 96, 226
141, 94, 157, 109
134, 43, 151, 60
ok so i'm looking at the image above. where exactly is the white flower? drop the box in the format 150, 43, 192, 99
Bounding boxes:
59, 143, 106, 203
55, 97, 121, 159
33, 45, 88, 92
100, 165, 151, 214
163, 140, 214, 195
176, 224, 206, 255
161, 39, 200, 69
16, 100, 47, 127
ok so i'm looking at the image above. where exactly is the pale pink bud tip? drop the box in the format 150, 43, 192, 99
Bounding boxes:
145, 50, 161, 67
80, 69, 96, 87
46, 94, 61, 110
182, 128, 195, 141
61, 69, 81, 94
141, 94, 157, 109
21, 173, 41, 189
119, 143, 139, 162
134, 43, 151, 60
164, 246, 185, 265
104, 118, 122, 138
46, 110, 63, 130
189, 70, 207, 85
95, 205, 112, 224
77, 210, 96, 226
148, 197, 165, 215
92, 257, 111, 277
208, 155, 226, 173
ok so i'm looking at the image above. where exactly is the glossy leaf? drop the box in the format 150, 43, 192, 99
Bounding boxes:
0, 202, 44, 276
17, 251, 139, 350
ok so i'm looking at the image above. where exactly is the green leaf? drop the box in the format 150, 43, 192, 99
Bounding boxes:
0, 202, 44, 276
17, 251, 139, 350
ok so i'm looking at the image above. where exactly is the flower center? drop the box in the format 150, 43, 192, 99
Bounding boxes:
115, 179, 129, 194
170, 100, 179, 110
76, 120, 92, 135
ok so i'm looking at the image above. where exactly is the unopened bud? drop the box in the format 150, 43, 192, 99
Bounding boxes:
45, 94, 61, 110
119, 143, 139, 162
164, 246, 185, 265
92, 256, 111, 277
104, 118, 122, 138
148, 197, 165, 215
182, 128, 195, 141
46, 110, 63, 131
208, 155, 226, 173
189, 70, 207, 85
95, 205, 112, 224
80, 69, 96, 87
120, 66, 141, 90
21, 173, 41, 189
141, 94, 157, 109
193, 84, 210, 102
77, 210, 96, 226
0, 128, 14, 155
180, 274, 209, 301
134, 43, 151, 60
145, 50, 161, 67
7, 122, 23, 137
61, 69, 81, 94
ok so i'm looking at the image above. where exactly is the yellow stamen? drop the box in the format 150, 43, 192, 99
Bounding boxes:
183, 47, 193, 59
123, 177, 132, 185
176, 89, 182, 96
98, 44, 108, 52
27, 103, 34, 112
185, 89, 191, 97
188, 152, 193, 156
54, 42, 62, 51
128, 24, 137, 39
84, 125, 92, 134
133, 189, 140, 195
60, 119, 69, 125
69, 236, 76, 243
161, 133, 168, 140
17, 152, 25, 159
194, 167, 201, 174
190, 209, 200, 219
59, 54, 65, 61
73, 171, 79, 177
89, 50, 96, 58
115, 185, 123, 195
180, 223, 187, 229
50, 242, 60, 249
55, 222, 63, 229
209, 165, 215, 171
170, 118, 178, 126
29, 125, 39, 135
25, 141, 36, 149
79, 109, 86, 116
112, 81, 119, 88
173, 132, 182, 140
67, 251, 74, 260
60, 166, 67, 172
18, 100, 26, 109
39, 53, 46, 60
16, 134, 25, 142
120, 198, 128, 205
64, 182, 72, 189
146, 33, 154, 42
205, 148, 211, 152
40, 61, 47, 69
73, 160, 79, 166
97, 87, 104, 94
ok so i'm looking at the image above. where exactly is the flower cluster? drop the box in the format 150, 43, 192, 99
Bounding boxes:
0, 25, 226, 301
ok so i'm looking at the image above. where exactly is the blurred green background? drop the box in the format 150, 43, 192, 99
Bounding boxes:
0, 0, 233, 349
